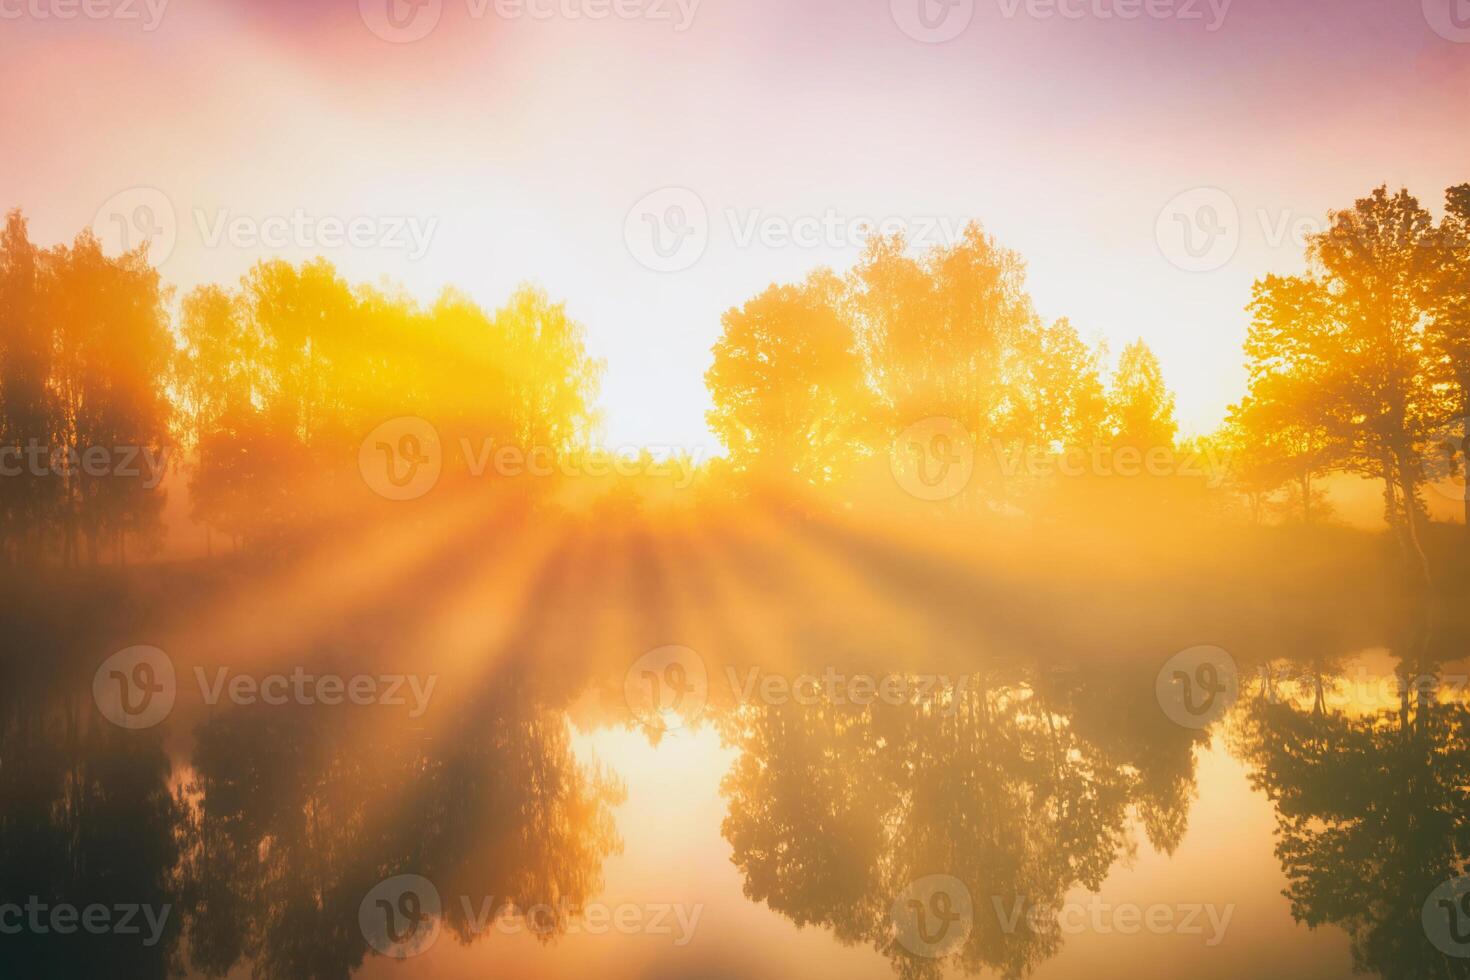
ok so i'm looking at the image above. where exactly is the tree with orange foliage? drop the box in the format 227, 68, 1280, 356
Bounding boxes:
706, 270, 871, 487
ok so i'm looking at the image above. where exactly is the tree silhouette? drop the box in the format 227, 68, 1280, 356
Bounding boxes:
0, 676, 184, 978
1427, 184, 1470, 539
0, 209, 56, 564
0, 213, 172, 565
1237, 660, 1470, 979
706, 270, 871, 486
1106, 340, 1177, 450
720, 662, 1199, 980
178, 690, 623, 979
1235, 187, 1449, 575
173, 258, 604, 546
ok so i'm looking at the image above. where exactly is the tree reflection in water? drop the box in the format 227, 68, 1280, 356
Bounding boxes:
1237, 651, 1470, 980
177, 688, 624, 979
716, 658, 1202, 979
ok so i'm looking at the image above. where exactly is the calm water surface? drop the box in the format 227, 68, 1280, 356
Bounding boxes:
4, 516, 1467, 980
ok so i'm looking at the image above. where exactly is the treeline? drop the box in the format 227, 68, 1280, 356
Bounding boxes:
0, 212, 173, 564
0, 209, 603, 564
705, 224, 1178, 496
3, 183, 1467, 568
703, 221, 1219, 541
705, 185, 1470, 568
1223, 185, 1470, 579
172, 258, 601, 547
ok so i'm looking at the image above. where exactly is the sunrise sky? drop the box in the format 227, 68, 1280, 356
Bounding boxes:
2, 0, 1467, 453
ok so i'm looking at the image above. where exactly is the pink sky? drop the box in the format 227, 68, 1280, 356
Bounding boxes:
2, 0, 1467, 451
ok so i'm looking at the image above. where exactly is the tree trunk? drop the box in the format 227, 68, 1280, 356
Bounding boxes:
1383, 471, 1411, 564
1460, 424, 1470, 539
1398, 469, 1433, 588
